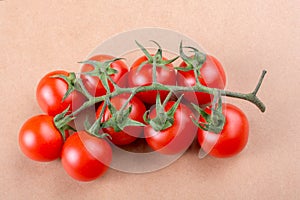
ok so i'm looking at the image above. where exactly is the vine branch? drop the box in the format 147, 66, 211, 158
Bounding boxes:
69, 69, 267, 118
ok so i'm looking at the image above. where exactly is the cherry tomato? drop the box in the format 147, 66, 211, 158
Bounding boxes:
36, 70, 86, 116
144, 101, 197, 154
19, 115, 64, 162
128, 55, 176, 105
96, 94, 146, 145
61, 131, 112, 182
177, 55, 226, 105
197, 103, 249, 158
80, 54, 128, 97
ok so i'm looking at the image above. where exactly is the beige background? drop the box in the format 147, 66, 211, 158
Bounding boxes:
1, 0, 299, 199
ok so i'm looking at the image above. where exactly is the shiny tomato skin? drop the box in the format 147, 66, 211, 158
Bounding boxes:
197, 103, 249, 158
96, 94, 146, 145
128, 55, 176, 105
145, 101, 197, 154
80, 54, 128, 97
177, 55, 226, 105
36, 70, 86, 116
61, 131, 112, 182
19, 115, 64, 162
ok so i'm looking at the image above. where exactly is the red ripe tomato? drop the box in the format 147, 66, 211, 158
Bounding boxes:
36, 70, 86, 116
80, 54, 128, 97
128, 55, 176, 105
177, 55, 226, 105
197, 103, 249, 158
144, 101, 197, 154
19, 115, 64, 162
61, 131, 112, 182
96, 94, 146, 145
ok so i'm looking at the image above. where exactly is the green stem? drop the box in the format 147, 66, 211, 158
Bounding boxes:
193, 69, 201, 86
55, 116, 73, 129
162, 91, 174, 107
76, 77, 93, 100
87, 101, 107, 137
106, 73, 120, 90
152, 56, 157, 83
65, 70, 267, 124
220, 70, 267, 112
252, 70, 267, 95
119, 91, 136, 111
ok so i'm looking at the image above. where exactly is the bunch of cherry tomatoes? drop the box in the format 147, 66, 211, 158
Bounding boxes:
19, 41, 263, 182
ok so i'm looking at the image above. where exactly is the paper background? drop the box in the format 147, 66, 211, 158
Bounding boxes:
0, 1, 299, 199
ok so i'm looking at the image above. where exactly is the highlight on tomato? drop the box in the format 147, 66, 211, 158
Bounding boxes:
36, 70, 86, 116
19, 115, 65, 162
61, 131, 112, 182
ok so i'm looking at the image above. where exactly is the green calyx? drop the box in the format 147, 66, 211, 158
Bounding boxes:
51, 72, 77, 102
53, 106, 76, 141
84, 101, 111, 139
79, 58, 121, 93
79, 58, 120, 76
51, 72, 93, 101
191, 93, 225, 134
135, 40, 179, 72
176, 41, 206, 72
143, 92, 183, 132
102, 98, 145, 133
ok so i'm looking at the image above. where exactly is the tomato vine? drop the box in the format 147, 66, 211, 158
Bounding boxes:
19, 40, 267, 181
63, 41, 266, 135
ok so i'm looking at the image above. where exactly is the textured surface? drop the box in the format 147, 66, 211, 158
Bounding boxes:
0, 0, 299, 199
